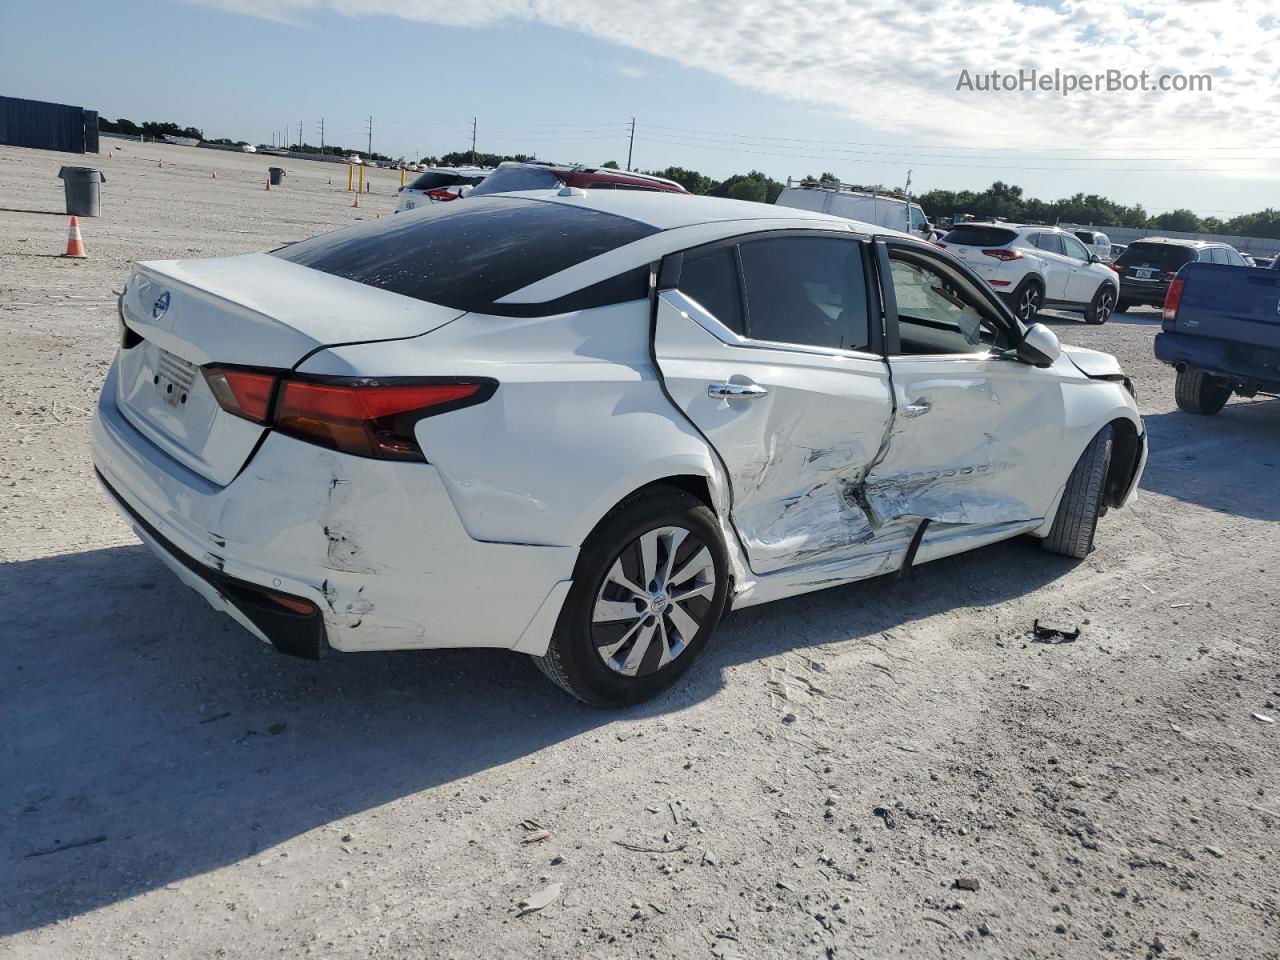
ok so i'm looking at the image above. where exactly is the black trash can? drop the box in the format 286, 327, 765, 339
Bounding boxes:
58, 167, 106, 217
268, 167, 285, 186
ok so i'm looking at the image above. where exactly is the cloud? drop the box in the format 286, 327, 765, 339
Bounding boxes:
194, 0, 1279, 155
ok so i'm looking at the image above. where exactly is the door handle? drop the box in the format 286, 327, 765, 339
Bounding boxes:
902, 399, 931, 417
708, 382, 768, 400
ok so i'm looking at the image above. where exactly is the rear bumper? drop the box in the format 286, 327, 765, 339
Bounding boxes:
1154, 331, 1280, 390
1119, 279, 1169, 305
91, 358, 577, 656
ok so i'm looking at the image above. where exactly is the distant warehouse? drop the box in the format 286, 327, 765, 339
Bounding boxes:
0, 95, 99, 154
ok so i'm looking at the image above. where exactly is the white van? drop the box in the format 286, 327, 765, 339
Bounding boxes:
775, 182, 935, 239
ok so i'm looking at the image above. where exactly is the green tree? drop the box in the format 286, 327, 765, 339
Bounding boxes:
601, 160, 620, 169
643, 166, 713, 194
1151, 209, 1203, 232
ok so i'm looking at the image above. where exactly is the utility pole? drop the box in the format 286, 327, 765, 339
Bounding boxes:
626, 117, 635, 171
366, 115, 373, 158
470, 117, 477, 165
298, 120, 303, 152
318, 118, 325, 156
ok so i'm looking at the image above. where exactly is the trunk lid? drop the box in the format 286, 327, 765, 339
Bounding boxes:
116, 253, 465, 485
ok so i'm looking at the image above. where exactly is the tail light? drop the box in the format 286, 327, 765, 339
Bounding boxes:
203, 368, 276, 424
1108, 263, 1123, 273
1162, 276, 1185, 329
202, 368, 497, 461
982, 248, 1022, 261
1159, 271, 1178, 282
426, 188, 458, 202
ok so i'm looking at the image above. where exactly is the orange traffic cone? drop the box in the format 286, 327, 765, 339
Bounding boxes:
211, 170, 218, 179
264, 176, 271, 191
351, 193, 360, 208
62, 216, 87, 258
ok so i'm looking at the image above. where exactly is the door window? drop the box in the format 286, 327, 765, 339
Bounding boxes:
738, 236, 871, 352
887, 249, 1008, 355
677, 247, 745, 335
1061, 234, 1091, 261
1033, 233, 1066, 255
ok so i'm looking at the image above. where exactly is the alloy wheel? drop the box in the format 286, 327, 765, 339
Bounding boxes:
1095, 289, 1115, 323
1019, 285, 1042, 322
592, 525, 716, 677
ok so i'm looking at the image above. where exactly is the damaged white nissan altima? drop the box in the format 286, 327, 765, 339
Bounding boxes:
92, 191, 1147, 707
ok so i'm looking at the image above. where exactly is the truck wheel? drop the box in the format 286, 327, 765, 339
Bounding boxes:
1010, 278, 1043, 324
1174, 368, 1232, 415
1042, 425, 1113, 560
1084, 286, 1116, 325
533, 486, 730, 708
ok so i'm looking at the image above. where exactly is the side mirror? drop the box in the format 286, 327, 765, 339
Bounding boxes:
1017, 322, 1061, 367
919, 223, 933, 234
1089, 253, 1101, 264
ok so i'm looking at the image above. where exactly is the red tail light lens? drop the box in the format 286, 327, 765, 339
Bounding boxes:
982, 248, 1022, 261
426, 188, 458, 201
1162, 276, 1185, 325
203, 367, 276, 423
274, 378, 496, 461
1108, 263, 1123, 273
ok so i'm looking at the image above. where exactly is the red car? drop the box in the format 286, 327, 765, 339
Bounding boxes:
470, 161, 688, 197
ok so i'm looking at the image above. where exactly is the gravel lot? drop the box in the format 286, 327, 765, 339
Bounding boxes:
2, 140, 1277, 960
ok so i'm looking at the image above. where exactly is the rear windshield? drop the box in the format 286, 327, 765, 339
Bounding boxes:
941, 225, 1017, 247
1115, 242, 1196, 270
470, 165, 564, 196
273, 196, 657, 312
407, 171, 480, 191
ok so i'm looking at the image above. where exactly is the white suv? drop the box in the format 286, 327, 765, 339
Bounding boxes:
939, 223, 1120, 324
396, 166, 492, 213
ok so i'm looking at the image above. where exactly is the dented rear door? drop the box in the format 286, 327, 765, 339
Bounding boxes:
653, 234, 894, 575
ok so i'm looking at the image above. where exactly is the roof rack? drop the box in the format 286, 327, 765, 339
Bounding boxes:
785, 177, 910, 202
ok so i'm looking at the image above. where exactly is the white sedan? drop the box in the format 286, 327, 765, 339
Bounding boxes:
92, 193, 1147, 707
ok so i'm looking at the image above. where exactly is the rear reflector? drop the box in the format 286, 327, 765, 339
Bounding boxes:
263, 591, 317, 616
274, 379, 496, 461
989, 279, 1011, 287
203, 367, 276, 424
1162, 276, 1185, 326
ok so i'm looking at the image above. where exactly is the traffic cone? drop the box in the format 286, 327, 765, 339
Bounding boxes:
62, 216, 87, 258
265, 176, 271, 191
211, 170, 218, 179
375, 212, 380, 219
327, 177, 332, 185
351, 193, 360, 208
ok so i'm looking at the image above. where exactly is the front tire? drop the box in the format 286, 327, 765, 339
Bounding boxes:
534, 487, 730, 708
1174, 368, 1232, 415
1042, 425, 1114, 559
1085, 285, 1116, 325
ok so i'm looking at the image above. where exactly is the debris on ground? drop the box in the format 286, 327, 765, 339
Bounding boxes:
1252, 713, 1275, 724
1032, 620, 1081, 643
953, 877, 980, 892
872, 806, 897, 829
516, 881, 562, 917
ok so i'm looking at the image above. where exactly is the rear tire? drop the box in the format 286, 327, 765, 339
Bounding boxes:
533, 486, 730, 708
1084, 285, 1116, 325
1042, 425, 1114, 559
1010, 278, 1043, 324
1174, 368, 1232, 415
1114, 299, 1132, 313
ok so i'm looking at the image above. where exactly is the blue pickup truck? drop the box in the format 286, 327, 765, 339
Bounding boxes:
1154, 261, 1280, 415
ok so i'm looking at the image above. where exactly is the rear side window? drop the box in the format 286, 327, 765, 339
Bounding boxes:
941, 225, 1017, 247
1032, 233, 1065, 255
678, 247, 744, 335
738, 236, 870, 351
1074, 231, 1095, 244
1116, 243, 1195, 271
470, 165, 563, 196
273, 197, 658, 313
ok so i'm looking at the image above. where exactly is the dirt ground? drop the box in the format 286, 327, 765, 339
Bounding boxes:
1, 140, 1277, 960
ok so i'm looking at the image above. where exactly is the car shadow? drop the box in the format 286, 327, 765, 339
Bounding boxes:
1, 532, 1070, 934
1137, 400, 1280, 521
